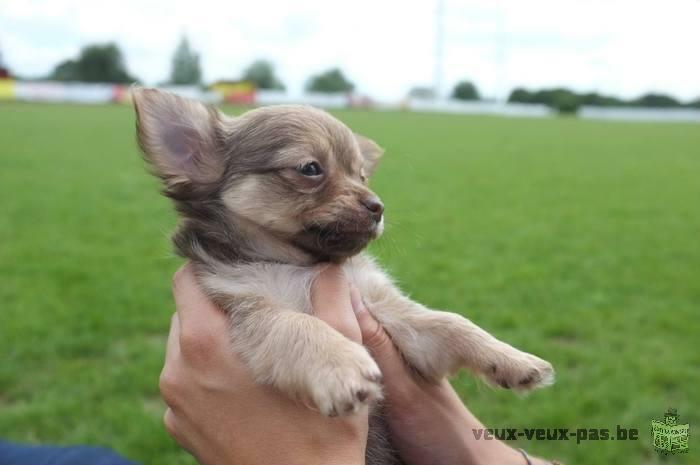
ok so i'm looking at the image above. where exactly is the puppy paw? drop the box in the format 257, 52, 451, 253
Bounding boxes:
309, 345, 383, 416
483, 349, 554, 392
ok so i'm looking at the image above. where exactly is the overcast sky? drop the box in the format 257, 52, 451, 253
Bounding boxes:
2, 0, 699, 101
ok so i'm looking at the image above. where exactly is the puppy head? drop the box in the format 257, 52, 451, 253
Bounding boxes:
133, 88, 385, 261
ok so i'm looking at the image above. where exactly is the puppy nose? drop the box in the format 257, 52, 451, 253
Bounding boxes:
361, 196, 384, 222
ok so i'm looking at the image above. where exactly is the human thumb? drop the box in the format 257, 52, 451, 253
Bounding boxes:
349, 285, 408, 382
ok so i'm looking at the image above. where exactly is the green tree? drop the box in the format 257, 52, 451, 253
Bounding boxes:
509, 87, 692, 111
169, 37, 201, 85
508, 87, 580, 114
451, 80, 480, 100
630, 93, 681, 108
0, 45, 9, 77
49, 43, 137, 83
50, 60, 78, 81
553, 92, 581, 114
687, 97, 700, 109
508, 88, 533, 103
306, 68, 354, 93
242, 60, 285, 90
579, 92, 626, 107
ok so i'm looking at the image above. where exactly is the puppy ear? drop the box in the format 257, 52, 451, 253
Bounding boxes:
132, 87, 226, 186
355, 133, 384, 176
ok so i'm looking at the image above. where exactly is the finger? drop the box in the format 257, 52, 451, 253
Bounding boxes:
164, 312, 181, 364
311, 265, 362, 343
163, 407, 179, 440
349, 285, 410, 383
160, 313, 184, 410
172, 263, 232, 367
163, 408, 194, 453
172, 262, 228, 335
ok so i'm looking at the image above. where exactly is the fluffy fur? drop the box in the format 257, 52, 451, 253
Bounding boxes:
133, 88, 554, 465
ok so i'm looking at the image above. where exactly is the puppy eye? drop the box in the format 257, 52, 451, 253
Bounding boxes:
298, 161, 323, 177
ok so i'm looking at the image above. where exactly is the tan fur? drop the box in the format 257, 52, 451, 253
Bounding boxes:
195, 253, 553, 416
133, 88, 553, 464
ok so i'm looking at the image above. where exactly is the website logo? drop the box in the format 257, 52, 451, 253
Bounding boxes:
651, 408, 689, 455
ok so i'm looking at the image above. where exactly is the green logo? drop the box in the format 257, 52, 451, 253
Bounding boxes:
651, 408, 689, 455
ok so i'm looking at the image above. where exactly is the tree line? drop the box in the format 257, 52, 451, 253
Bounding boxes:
507, 87, 700, 113
44, 39, 355, 94
5, 38, 697, 108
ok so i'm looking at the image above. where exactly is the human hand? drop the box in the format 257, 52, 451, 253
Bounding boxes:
160, 263, 368, 465
349, 287, 541, 465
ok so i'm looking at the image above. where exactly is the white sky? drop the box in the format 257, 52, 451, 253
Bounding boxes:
1, 0, 699, 101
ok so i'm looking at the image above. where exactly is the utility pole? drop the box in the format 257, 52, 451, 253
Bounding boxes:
493, 0, 508, 102
434, 0, 445, 99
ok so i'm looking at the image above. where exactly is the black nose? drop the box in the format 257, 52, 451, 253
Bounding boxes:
362, 196, 384, 222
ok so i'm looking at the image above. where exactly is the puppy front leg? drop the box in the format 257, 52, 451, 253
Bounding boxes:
364, 288, 554, 390
225, 295, 383, 416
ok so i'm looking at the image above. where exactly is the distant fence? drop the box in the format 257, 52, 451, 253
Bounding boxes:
1, 79, 698, 123
2, 80, 128, 104
404, 99, 700, 122
406, 98, 554, 118
0, 80, 222, 105
579, 106, 700, 123
256, 90, 349, 108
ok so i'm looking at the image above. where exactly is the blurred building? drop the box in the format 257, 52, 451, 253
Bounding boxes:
210, 80, 255, 104
0, 59, 13, 100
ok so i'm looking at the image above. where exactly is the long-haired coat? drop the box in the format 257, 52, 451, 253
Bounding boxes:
133, 89, 554, 465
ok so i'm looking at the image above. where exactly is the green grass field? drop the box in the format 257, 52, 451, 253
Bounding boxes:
1, 102, 698, 465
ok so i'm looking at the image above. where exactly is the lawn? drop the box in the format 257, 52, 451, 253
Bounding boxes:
1, 102, 698, 465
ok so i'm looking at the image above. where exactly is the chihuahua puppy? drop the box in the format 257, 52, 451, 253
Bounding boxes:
133, 88, 554, 464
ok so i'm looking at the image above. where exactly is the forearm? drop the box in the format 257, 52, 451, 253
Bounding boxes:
388, 378, 539, 465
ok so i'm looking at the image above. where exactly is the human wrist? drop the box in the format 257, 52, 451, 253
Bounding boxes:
221, 439, 365, 465
290, 442, 365, 465
266, 419, 366, 465
446, 397, 529, 465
